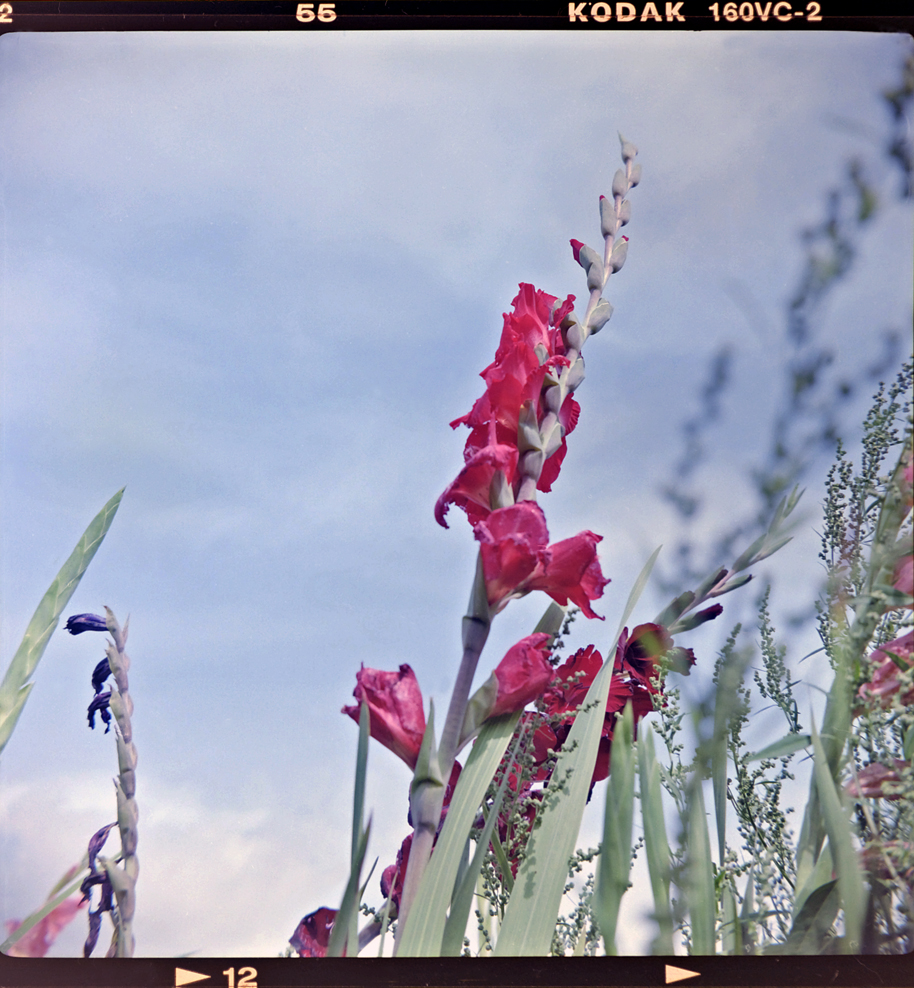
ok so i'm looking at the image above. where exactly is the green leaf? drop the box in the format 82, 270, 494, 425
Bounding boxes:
494, 547, 662, 956
720, 885, 741, 955
326, 819, 371, 958
396, 711, 521, 957
686, 782, 716, 955
440, 730, 520, 956
749, 733, 811, 762
348, 701, 371, 953
638, 727, 674, 954
781, 879, 839, 954
595, 701, 636, 955
0, 488, 125, 758
809, 718, 866, 953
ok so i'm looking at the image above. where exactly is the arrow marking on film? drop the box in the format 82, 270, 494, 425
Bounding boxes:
175, 968, 211, 987
665, 965, 701, 984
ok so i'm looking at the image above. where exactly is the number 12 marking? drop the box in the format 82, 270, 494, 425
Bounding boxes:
223, 967, 257, 988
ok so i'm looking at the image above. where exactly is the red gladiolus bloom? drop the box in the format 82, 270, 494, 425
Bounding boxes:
4, 896, 87, 957
290, 907, 339, 957
474, 502, 551, 611
434, 443, 518, 529
615, 623, 696, 693
342, 664, 425, 769
473, 503, 608, 617
440, 284, 579, 528
525, 529, 609, 620
490, 633, 555, 718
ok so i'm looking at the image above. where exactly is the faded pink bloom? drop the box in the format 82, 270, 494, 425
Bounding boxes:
4, 896, 86, 957
858, 630, 914, 708
847, 760, 909, 801
892, 551, 913, 606
489, 633, 555, 718
342, 664, 426, 769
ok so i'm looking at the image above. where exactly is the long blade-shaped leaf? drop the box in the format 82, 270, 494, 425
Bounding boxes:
687, 782, 715, 955
440, 732, 521, 956
396, 711, 520, 956
347, 702, 371, 953
0, 488, 124, 757
494, 547, 662, 956
326, 820, 371, 958
595, 701, 635, 954
638, 727, 674, 954
809, 718, 866, 953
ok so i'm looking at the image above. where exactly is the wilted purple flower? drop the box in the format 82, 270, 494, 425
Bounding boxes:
87, 692, 112, 732
87, 823, 117, 870
91, 658, 111, 695
65, 614, 108, 635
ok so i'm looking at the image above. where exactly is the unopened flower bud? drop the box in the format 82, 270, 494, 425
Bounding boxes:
618, 199, 632, 226
619, 134, 638, 162
599, 195, 616, 237
588, 299, 614, 334
611, 168, 628, 198
566, 355, 586, 392
610, 237, 629, 273
630, 163, 642, 187
563, 319, 585, 352
586, 261, 604, 292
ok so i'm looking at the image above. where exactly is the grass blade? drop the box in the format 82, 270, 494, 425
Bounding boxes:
494, 547, 662, 956
638, 726, 674, 954
0, 488, 125, 757
326, 820, 371, 958
440, 731, 521, 956
595, 701, 636, 954
687, 782, 716, 954
809, 718, 866, 953
396, 711, 521, 956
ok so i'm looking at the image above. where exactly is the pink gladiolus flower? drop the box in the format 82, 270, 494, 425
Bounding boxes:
536, 645, 653, 789
473, 502, 609, 617
342, 664, 426, 769
289, 907, 339, 957
4, 896, 87, 957
474, 502, 551, 610
858, 630, 914, 708
434, 443, 518, 529
440, 285, 579, 528
489, 633, 555, 718
525, 529, 610, 620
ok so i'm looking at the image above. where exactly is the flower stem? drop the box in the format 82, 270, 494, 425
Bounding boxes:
394, 554, 491, 950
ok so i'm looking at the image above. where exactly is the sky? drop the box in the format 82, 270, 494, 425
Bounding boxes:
0, 26, 911, 958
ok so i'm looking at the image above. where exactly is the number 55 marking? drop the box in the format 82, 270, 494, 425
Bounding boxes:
296, 3, 337, 21
0, 4, 13, 23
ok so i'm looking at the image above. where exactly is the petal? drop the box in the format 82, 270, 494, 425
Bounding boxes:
342, 665, 426, 769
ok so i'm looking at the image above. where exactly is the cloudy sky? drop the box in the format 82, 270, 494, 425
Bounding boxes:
0, 26, 911, 958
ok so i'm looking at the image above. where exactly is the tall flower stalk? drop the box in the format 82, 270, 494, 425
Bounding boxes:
67, 607, 139, 957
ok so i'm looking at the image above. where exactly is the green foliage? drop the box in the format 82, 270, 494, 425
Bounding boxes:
0, 488, 124, 758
